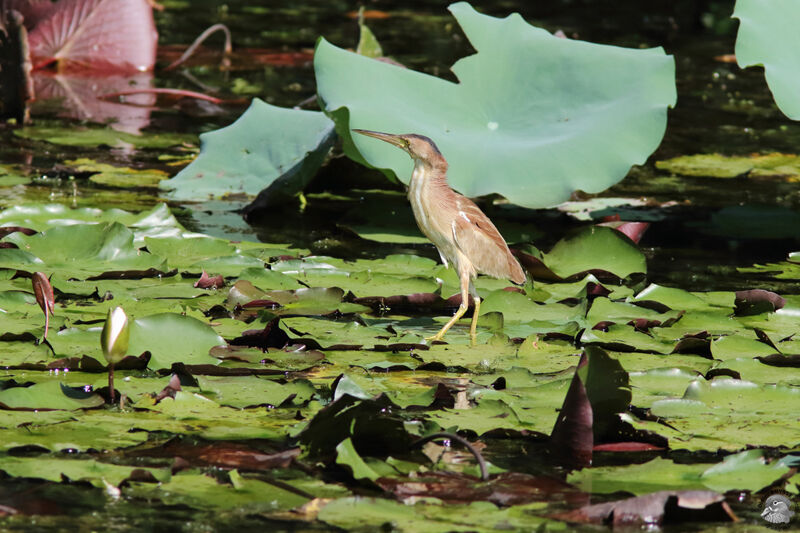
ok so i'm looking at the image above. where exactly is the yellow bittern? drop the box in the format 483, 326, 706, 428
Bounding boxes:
353, 129, 526, 345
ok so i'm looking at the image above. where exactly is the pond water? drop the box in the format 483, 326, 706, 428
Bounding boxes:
1, 0, 798, 531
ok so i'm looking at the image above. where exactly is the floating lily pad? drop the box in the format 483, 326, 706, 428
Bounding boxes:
542, 226, 646, 279
315, 2, 675, 208
656, 153, 800, 179
66, 158, 170, 188
128, 313, 224, 370
0, 381, 104, 410
13, 122, 194, 148
0, 456, 168, 487
0, 222, 167, 277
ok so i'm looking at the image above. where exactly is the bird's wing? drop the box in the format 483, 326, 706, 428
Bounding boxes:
450, 195, 525, 283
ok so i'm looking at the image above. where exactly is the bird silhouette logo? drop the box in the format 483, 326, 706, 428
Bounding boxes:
761, 493, 795, 526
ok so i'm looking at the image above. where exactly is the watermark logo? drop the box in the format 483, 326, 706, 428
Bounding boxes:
760, 491, 795, 528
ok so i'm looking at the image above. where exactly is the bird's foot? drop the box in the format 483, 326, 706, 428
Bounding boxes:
425, 333, 445, 344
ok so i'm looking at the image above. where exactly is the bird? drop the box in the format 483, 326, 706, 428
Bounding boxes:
353, 129, 526, 345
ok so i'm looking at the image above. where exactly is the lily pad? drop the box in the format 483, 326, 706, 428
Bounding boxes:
656, 153, 800, 179
0, 222, 166, 277
542, 226, 646, 279
315, 2, 675, 208
13, 122, 194, 148
0, 381, 104, 410
128, 313, 224, 370
162, 98, 336, 203
66, 158, 170, 188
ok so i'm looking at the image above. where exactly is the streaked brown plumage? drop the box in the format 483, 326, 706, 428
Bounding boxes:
353, 129, 526, 345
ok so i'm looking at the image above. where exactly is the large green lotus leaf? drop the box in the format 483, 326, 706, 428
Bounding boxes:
542, 226, 646, 279
161, 98, 336, 202
0, 456, 168, 487
0, 381, 104, 410
128, 313, 224, 370
734, 0, 800, 119
0, 222, 166, 276
315, 2, 675, 208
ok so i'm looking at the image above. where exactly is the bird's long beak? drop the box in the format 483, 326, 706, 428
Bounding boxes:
352, 129, 406, 149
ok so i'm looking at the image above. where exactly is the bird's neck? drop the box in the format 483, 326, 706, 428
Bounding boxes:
409, 157, 448, 191
408, 158, 450, 241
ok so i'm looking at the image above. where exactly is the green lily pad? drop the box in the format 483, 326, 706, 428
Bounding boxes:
0, 381, 104, 410
162, 98, 336, 202
568, 449, 791, 495
336, 437, 380, 481
650, 379, 800, 450
315, 2, 675, 208
543, 226, 646, 279
66, 158, 170, 188
128, 471, 308, 511
197, 375, 315, 408
128, 313, 224, 369
734, 0, 800, 119
0, 456, 168, 487
0, 203, 186, 245
656, 153, 800, 178
318, 497, 558, 532
0, 222, 167, 277
13, 122, 194, 148
0, 419, 149, 452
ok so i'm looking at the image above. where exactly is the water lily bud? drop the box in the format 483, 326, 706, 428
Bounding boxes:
101, 306, 130, 364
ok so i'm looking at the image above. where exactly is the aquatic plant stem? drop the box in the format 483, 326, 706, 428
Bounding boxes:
108, 362, 115, 404
411, 432, 489, 481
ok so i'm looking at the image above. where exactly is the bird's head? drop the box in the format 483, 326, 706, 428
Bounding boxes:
353, 129, 444, 165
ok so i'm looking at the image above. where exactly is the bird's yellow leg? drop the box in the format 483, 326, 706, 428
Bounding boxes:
469, 294, 481, 346
427, 269, 470, 343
